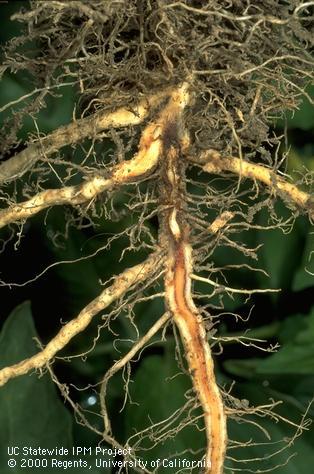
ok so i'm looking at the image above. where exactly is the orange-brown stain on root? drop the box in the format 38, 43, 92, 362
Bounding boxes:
159, 86, 226, 472
171, 243, 226, 474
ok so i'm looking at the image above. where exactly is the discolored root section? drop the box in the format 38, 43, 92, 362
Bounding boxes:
158, 86, 227, 473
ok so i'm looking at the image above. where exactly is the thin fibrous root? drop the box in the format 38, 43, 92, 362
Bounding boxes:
100, 312, 171, 435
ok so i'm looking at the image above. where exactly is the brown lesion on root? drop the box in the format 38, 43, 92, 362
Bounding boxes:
159, 89, 227, 473
0, 85, 192, 230
167, 241, 227, 474
0, 94, 169, 229
0, 83, 229, 471
0, 87, 173, 184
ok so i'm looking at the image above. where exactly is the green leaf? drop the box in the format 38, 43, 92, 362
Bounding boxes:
287, 147, 314, 177
258, 344, 314, 374
0, 2, 26, 44
257, 206, 305, 290
0, 71, 76, 142
225, 377, 314, 473
124, 351, 205, 471
287, 87, 314, 131
227, 406, 314, 473
276, 86, 314, 131
0, 302, 73, 473
41, 210, 102, 314
223, 358, 263, 378
224, 309, 314, 377
256, 309, 314, 374
293, 231, 314, 291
